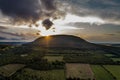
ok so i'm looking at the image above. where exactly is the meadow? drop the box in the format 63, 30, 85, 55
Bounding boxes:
104, 54, 115, 57
111, 58, 120, 62
103, 65, 120, 80
10, 68, 65, 80
64, 53, 113, 64
91, 65, 114, 80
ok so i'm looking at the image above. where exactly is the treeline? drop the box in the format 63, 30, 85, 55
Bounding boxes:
28, 59, 65, 70
63, 53, 119, 65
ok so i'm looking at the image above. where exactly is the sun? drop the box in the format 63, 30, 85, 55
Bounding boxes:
40, 30, 51, 36
39, 27, 58, 36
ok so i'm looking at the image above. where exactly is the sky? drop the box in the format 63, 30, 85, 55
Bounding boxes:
0, 0, 120, 43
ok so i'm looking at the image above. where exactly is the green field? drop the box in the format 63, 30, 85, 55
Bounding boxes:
91, 65, 114, 80
10, 68, 65, 80
44, 56, 63, 62
103, 65, 120, 80
111, 58, 120, 62
104, 54, 115, 57
66, 63, 94, 80
0, 64, 25, 77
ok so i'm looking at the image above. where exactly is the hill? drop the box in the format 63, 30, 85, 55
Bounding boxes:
22, 35, 119, 56
30, 35, 101, 50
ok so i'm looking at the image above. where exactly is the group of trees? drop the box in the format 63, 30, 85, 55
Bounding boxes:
67, 77, 95, 80
28, 58, 65, 70
63, 53, 117, 64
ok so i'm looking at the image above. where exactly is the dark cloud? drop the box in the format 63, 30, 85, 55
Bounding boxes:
0, 30, 38, 40
0, 30, 22, 37
41, 0, 56, 10
0, 26, 8, 30
65, 22, 120, 37
0, 36, 7, 40
42, 19, 53, 30
0, 0, 120, 25
0, 0, 61, 25
65, 22, 92, 28
65, 22, 120, 29
62, 0, 120, 23
0, 36, 22, 40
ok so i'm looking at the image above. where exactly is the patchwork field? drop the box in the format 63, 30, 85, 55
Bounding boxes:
44, 56, 63, 62
91, 65, 114, 80
66, 63, 94, 80
10, 68, 65, 80
103, 65, 120, 80
0, 64, 25, 77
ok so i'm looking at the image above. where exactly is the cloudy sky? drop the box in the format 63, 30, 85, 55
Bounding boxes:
0, 0, 120, 43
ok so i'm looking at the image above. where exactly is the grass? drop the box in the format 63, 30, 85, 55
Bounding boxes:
44, 56, 63, 62
103, 65, 120, 80
91, 65, 114, 80
111, 58, 120, 62
104, 54, 115, 57
0, 64, 25, 77
66, 63, 94, 80
12, 68, 65, 80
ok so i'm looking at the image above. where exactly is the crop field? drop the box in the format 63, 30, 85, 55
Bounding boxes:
103, 65, 120, 80
104, 54, 115, 57
91, 65, 114, 80
11, 68, 65, 80
44, 56, 63, 62
0, 64, 25, 77
111, 58, 120, 62
66, 63, 94, 80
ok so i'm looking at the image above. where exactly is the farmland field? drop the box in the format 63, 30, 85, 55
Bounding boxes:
91, 65, 114, 80
111, 58, 120, 62
103, 65, 120, 80
44, 56, 63, 62
10, 68, 65, 80
66, 63, 94, 80
0, 64, 25, 77
104, 54, 115, 57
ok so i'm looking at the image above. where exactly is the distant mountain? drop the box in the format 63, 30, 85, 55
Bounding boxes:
96, 43, 120, 47
29, 35, 101, 50
0, 42, 28, 45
